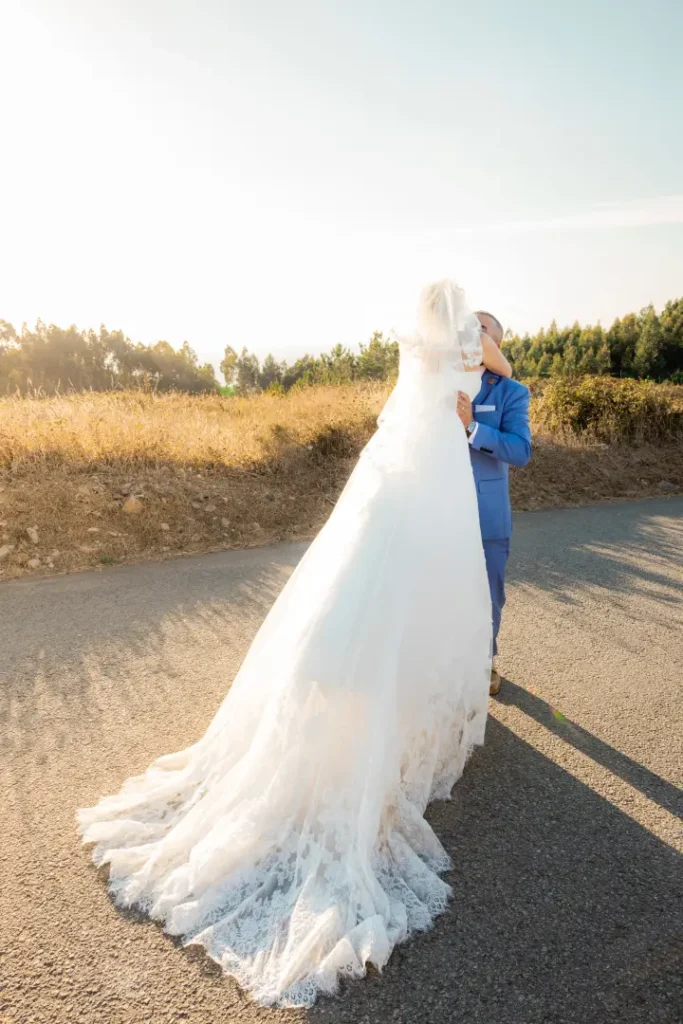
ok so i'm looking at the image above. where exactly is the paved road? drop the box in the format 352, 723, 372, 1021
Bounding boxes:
1, 498, 682, 1024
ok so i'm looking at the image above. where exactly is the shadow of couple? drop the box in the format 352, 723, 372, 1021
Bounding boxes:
303, 677, 682, 1024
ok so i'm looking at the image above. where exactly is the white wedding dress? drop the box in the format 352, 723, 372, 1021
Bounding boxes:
77, 281, 493, 1007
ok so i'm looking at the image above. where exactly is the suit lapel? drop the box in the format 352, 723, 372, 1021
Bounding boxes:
473, 372, 501, 409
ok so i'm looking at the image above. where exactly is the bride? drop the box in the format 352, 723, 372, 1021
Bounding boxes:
77, 280, 513, 1007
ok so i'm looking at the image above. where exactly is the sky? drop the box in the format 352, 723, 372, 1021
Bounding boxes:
1, 0, 682, 378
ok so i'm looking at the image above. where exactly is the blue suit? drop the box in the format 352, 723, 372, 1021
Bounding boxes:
468, 374, 532, 655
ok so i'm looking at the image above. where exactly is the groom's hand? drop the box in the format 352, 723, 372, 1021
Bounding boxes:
456, 391, 473, 429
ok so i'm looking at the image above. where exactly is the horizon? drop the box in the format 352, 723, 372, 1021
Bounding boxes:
1, 285, 681, 383
1, 1, 682, 377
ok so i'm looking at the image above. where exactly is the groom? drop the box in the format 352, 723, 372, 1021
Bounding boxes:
456, 311, 532, 696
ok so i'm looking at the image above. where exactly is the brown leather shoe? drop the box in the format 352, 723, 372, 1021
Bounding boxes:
489, 668, 502, 696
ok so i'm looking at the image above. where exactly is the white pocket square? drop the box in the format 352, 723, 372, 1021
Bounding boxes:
475, 404, 495, 412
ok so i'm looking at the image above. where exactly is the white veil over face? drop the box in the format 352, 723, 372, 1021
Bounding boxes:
369, 280, 484, 471
413, 278, 484, 363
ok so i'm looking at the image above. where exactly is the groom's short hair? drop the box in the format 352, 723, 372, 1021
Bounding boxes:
475, 310, 504, 337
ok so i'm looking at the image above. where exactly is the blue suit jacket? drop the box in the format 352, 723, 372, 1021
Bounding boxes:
469, 374, 532, 540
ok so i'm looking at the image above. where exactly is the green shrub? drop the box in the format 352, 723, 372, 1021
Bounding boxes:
532, 376, 683, 444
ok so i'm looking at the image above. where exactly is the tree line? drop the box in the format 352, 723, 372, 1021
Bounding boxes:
503, 298, 683, 382
1, 296, 681, 396
220, 332, 399, 395
0, 321, 217, 395
223, 297, 683, 392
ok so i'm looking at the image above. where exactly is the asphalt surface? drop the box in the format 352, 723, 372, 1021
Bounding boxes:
1, 497, 682, 1024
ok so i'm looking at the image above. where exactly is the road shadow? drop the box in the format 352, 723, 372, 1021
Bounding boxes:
0, 543, 307, 764
508, 497, 683, 611
498, 681, 682, 820
304, 714, 682, 1024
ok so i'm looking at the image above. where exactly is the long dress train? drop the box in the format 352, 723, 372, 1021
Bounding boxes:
77, 281, 493, 1007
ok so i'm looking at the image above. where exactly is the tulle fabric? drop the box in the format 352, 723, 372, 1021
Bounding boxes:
77, 283, 492, 1007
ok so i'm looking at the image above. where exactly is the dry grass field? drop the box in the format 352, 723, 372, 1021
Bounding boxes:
1, 382, 682, 580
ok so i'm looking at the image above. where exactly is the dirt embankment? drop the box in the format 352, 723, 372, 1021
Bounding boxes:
1, 386, 681, 580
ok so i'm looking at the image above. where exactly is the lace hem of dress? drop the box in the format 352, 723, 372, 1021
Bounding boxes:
78, 704, 487, 1008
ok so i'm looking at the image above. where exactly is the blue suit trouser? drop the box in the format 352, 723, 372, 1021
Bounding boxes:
483, 538, 510, 658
